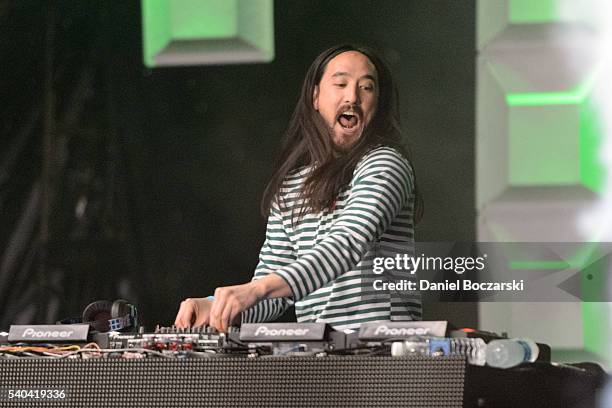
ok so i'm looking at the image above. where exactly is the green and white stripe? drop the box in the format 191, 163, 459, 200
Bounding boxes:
242, 146, 421, 331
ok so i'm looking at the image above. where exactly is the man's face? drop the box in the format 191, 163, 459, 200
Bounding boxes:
313, 51, 379, 151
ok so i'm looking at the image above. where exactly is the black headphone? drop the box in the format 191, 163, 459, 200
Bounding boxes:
81, 299, 138, 332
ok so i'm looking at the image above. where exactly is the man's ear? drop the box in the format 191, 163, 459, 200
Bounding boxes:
313, 85, 319, 110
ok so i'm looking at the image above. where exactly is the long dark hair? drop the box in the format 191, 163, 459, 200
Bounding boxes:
262, 44, 423, 222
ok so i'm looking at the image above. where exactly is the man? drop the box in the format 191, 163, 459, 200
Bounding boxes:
175, 44, 421, 332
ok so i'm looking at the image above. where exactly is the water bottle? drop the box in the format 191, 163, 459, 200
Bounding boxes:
485, 338, 539, 369
390, 338, 430, 357
450, 337, 487, 366
391, 336, 487, 366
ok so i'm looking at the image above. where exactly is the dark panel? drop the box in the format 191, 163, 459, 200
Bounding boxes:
0, 356, 466, 408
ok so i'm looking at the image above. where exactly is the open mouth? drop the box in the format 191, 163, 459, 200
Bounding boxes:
337, 110, 360, 129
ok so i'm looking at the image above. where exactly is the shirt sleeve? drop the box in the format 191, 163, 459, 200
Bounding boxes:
272, 148, 414, 302
241, 200, 296, 323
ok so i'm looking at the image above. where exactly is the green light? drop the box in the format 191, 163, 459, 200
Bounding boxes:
509, 242, 601, 271
508, 103, 580, 185
509, 261, 570, 270
142, 0, 172, 67
509, 0, 558, 23
506, 92, 582, 106
141, 0, 274, 67
506, 67, 605, 190
580, 100, 606, 193
170, 0, 237, 39
581, 243, 609, 361
583, 302, 610, 360
507, 67, 600, 107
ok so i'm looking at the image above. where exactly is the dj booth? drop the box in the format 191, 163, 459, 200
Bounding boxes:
0, 319, 607, 407
0, 356, 605, 408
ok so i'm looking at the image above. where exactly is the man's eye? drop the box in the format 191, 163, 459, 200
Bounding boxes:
334, 83, 347, 88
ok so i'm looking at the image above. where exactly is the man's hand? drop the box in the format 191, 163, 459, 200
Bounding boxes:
174, 275, 292, 332
174, 298, 212, 328
209, 274, 292, 332
208, 282, 264, 332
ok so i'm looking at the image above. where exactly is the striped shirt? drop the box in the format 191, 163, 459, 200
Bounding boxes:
242, 146, 421, 331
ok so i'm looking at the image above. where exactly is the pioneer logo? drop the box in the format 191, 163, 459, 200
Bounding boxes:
373, 325, 430, 336
240, 323, 325, 341
22, 328, 75, 338
358, 321, 447, 340
8, 324, 89, 342
254, 326, 310, 336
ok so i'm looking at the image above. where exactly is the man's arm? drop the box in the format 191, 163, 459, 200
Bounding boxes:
270, 147, 413, 301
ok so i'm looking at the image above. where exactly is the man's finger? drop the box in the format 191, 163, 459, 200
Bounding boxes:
174, 300, 192, 328
229, 305, 241, 329
219, 301, 234, 333
192, 299, 209, 327
209, 297, 222, 331
209, 289, 221, 323
193, 313, 209, 327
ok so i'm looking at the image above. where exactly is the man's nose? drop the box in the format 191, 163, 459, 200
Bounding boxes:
344, 85, 361, 105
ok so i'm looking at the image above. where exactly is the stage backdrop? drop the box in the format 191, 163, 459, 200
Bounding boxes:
476, 0, 610, 368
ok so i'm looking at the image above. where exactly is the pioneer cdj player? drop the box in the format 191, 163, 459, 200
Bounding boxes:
1, 320, 552, 364
0, 321, 448, 358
